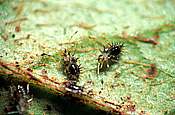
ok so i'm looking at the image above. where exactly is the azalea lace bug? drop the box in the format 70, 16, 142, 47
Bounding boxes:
7, 84, 32, 114
97, 42, 124, 76
61, 31, 82, 82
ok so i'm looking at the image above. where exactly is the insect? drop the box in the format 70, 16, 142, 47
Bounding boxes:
40, 31, 81, 82
7, 84, 32, 114
61, 31, 82, 82
97, 42, 124, 76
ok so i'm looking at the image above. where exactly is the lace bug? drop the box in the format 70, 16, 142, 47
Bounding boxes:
61, 49, 81, 81
61, 31, 81, 81
7, 84, 32, 114
97, 42, 124, 76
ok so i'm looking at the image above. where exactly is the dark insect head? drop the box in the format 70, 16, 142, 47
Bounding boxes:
62, 49, 69, 57
62, 49, 78, 66
71, 56, 78, 63
98, 46, 111, 62
64, 60, 69, 67
99, 46, 109, 53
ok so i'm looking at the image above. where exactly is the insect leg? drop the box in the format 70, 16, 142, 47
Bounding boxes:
111, 59, 122, 65
97, 62, 100, 77
27, 84, 29, 94
105, 61, 109, 74
7, 111, 19, 114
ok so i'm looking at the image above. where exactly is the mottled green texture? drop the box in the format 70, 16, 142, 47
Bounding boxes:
0, 0, 175, 115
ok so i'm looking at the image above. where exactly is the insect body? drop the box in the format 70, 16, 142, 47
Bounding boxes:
97, 42, 124, 76
7, 84, 32, 114
108, 42, 124, 60
61, 31, 81, 82
65, 63, 81, 81
14, 85, 29, 114
61, 49, 81, 81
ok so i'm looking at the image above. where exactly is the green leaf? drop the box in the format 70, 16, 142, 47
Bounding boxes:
0, 0, 175, 114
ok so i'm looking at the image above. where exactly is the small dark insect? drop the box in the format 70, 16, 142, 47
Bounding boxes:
164, 110, 168, 114
27, 68, 33, 72
139, 110, 146, 115
97, 42, 124, 76
116, 105, 122, 109
7, 84, 32, 114
61, 31, 81, 82
101, 79, 104, 84
61, 49, 81, 81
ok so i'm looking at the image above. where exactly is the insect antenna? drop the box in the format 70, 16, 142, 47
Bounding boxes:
66, 31, 78, 51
